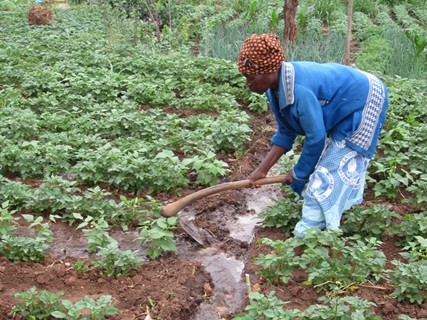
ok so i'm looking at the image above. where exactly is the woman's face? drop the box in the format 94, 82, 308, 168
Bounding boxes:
243, 72, 278, 94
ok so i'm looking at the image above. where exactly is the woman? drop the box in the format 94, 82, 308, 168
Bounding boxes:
238, 33, 388, 238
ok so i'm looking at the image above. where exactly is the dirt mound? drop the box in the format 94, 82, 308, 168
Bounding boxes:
27, 5, 56, 25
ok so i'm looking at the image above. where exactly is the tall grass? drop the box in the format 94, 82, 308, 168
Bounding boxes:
286, 31, 346, 63
383, 27, 426, 79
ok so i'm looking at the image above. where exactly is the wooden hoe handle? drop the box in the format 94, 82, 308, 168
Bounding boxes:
160, 175, 287, 217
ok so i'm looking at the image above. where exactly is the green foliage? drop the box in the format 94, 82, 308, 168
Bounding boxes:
0, 201, 18, 237
255, 230, 387, 292
72, 144, 189, 193
400, 236, 427, 262
404, 29, 427, 62
12, 287, 119, 319
342, 204, 401, 239
92, 242, 143, 278
1, 2, 427, 318
183, 150, 229, 186
286, 29, 346, 63
235, 291, 381, 319
12, 287, 63, 319
300, 230, 386, 292
57, 295, 119, 319
81, 218, 115, 254
370, 77, 427, 204
254, 236, 305, 284
0, 214, 53, 262
353, 12, 381, 41
309, 0, 345, 25
71, 259, 91, 273
0, 9, 253, 193
355, 36, 392, 75
353, 0, 382, 17
392, 212, 427, 247
389, 260, 427, 304
234, 291, 299, 319
247, 92, 268, 113
259, 197, 302, 234
139, 216, 178, 259
25, 176, 131, 225
375, 14, 427, 79
201, 109, 252, 154
304, 294, 381, 320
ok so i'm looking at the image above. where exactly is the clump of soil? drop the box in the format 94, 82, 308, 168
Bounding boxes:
27, 5, 56, 25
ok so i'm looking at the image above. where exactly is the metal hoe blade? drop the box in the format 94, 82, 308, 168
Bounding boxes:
179, 211, 216, 247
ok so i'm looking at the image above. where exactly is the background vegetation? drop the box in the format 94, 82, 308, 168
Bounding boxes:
0, 0, 426, 317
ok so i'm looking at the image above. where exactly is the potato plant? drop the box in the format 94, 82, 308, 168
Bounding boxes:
12, 287, 119, 319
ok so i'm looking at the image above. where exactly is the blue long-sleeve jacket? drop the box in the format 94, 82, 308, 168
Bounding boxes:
266, 61, 388, 182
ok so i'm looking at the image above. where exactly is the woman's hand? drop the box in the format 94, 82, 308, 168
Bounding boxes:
247, 145, 287, 188
247, 169, 267, 188
283, 169, 294, 185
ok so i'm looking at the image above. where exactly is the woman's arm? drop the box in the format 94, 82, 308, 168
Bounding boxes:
248, 144, 287, 186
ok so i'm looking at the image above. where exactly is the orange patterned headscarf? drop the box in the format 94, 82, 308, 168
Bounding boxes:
238, 33, 285, 75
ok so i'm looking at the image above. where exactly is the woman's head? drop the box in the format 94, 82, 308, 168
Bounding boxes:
238, 33, 284, 93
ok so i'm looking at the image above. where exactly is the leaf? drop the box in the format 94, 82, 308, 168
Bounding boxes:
51, 311, 66, 318
156, 219, 167, 229
72, 212, 84, 220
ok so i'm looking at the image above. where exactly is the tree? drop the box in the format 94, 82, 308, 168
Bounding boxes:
283, 0, 299, 47
344, 0, 354, 65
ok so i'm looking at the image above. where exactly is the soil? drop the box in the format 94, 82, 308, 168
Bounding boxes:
1, 110, 426, 320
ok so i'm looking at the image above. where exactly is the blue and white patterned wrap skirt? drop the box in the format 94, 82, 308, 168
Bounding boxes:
293, 139, 370, 238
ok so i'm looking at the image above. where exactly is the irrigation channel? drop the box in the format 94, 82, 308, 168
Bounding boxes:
24, 185, 283, 319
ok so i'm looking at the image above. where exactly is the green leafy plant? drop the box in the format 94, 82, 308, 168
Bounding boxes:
389, 260, 427, 304
183, 149, 229, 186
234, 291, 299, 319
92, 242, 143, 278
304, 294, 381, 320
12, 287, 63, 319
299, 231, 387, 292
139, 216, 178, 259
12, 287, 119, 319
56, 295, 119, 319
255, 230, 387, 292
342, 204, 401, 239
400, 236, 427, 262
71, 259, 91, 273
0, 201, 18, 237
81, 218, 115, 254
235, 290, 381, 319
0, 177, 31, 208
404, 29, 427, 62
0, 214, 53, 262
246, 92, 268, 113
254, 236, 306, 284
355, 36, 392, 74
392, 212, 427, 247
259, 197, 302, 234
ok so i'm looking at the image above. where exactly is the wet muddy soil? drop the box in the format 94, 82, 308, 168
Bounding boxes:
1, 113, 426, 319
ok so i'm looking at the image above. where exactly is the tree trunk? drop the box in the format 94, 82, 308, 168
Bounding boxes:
344, 0, 354, 65
283, 0, 299, 47
144, 0, 162, 42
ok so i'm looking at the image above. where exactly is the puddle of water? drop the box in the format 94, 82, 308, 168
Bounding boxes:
228, 213, 262, 243
195, 251, 245, 319
186, 185, 282, 319
48, 223, 89, 258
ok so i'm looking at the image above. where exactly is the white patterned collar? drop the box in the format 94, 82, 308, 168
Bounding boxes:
281, 62, 295, 106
